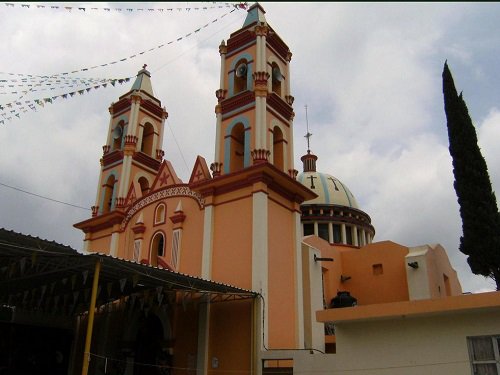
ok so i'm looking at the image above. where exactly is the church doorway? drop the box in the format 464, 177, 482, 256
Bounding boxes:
133, 312, 171, 375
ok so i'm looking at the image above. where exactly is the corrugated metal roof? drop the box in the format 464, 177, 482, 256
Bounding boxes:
0, 228, 257, 316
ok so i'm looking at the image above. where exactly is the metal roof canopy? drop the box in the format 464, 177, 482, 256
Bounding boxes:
0, 228, 257, 314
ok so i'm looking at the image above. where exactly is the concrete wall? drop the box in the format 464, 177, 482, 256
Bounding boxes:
294, 308, 500, 374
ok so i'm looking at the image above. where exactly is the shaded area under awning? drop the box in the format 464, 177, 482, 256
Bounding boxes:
0, 228, 257, 316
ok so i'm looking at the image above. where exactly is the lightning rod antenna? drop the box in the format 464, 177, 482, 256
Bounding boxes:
304, 105, 312, 154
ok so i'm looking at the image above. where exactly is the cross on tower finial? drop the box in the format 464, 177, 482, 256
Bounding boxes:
142, 64, 147, 70
304, 105, 312, 153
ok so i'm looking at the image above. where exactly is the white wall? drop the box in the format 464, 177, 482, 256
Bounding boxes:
293, 309, 500, 375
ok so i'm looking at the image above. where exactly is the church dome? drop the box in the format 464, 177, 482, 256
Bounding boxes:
297, 171, 359, 209
297, 149, 375, 247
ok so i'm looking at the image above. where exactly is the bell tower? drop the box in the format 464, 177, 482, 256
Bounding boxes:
77, 66, 168, 255
190, 4, 316, 364
211, 3, 296, 178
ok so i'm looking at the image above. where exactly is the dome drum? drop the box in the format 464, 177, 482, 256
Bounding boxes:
301, 204, 375, 247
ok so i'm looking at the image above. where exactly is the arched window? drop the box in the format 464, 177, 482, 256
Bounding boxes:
271, 63, 282, 96
140, 122, 155, 156
234, 59, 248, 95
102, 175, 116, 214
138, 177, 150, 197
150, 232, 165, 266
154, 203, 166, 225
229, 123, 245, 173
272, 126, 284, 171
112, 121, 125, 151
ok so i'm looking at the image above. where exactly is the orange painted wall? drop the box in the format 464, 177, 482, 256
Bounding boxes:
120, 195, 204, 274
172, 303, 199, 373
211, 195, 253, 289
267, 199, 296, 348
208, 300, 252, 374
87, 231, 112, 253
302, 236, 343, 306
339, 241, 410, 305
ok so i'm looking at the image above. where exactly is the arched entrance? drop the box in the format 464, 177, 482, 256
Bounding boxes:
134, 312, 170, 375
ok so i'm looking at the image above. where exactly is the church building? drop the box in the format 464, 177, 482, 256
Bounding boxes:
68, 3, 500, 375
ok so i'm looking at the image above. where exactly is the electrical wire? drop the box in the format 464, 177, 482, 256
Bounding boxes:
0, 181, 90, 210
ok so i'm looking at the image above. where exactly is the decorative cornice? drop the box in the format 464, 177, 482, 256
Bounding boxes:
253, 71, 270, 97
251, 149, 270, 164
111, 98, 130, 116
219, 41, 227, 55
132, 151, 161, 171
91, 206, 99, 217
227, 29, 255, 55
132, 223, 146, 234
267, 31, 290, 62
124, 137, 138, 155
254, 24, 270, 37
288, 169, 298, 180
103, 145, 111, 155
300, 204, 375, 235
170, 212, 186, 224
191, 162, 317, 206
121, 185, 205, 230
156, 149, 165, 161
73, 211, 126, 233
141, 99, 164, 120
115, 197, 129, 209
221, 90, 255, 114
210, 162, 223, 177
216, 89, 227, 102
285, 95, 294, 106
267, 92, 294, 121
102, 150, 124, 167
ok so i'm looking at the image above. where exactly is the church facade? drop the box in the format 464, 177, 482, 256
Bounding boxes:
70, 4, 498, 375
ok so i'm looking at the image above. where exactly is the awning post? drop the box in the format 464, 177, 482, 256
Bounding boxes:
81, 258, 102, 375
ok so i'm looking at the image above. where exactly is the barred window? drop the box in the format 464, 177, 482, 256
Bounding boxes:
468, 335, 500, 375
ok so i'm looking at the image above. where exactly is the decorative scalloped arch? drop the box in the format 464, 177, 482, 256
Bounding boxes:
120, 186, 204, 230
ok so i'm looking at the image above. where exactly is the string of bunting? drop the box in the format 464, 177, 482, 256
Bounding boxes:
3, 2, 248, 13
0, 77, 115, 94
0, 77, 131, 124
0, 5, 243, 81
0, 4, 247, 124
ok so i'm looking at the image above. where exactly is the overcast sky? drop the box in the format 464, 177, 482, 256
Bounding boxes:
1, 2, 500, 293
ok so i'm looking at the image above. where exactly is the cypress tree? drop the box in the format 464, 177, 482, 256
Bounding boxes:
442, 62, 500, 290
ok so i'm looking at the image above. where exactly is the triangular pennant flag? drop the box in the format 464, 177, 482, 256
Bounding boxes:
19, 257, 26, 275
119, 278, 127, 292
156, 286, 163, 303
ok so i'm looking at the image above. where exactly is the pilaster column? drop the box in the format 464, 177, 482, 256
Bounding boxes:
252, 189, 268, 348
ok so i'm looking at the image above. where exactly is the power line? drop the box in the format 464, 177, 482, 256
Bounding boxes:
0, 181, 91, 210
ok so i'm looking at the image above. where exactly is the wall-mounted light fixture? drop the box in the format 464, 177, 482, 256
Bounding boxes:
314, 254, 334, 262
408, 261, 419, 269
340, 275, 351, 282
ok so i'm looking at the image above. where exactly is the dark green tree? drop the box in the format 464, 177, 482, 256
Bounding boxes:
442, 62, 500, 290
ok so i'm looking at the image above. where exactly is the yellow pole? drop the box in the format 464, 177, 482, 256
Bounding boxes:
81, 258, 102, 375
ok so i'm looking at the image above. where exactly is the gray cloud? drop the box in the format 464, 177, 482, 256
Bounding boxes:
1, 2, 500, 293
